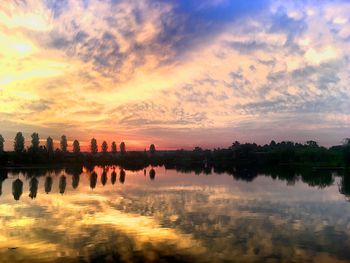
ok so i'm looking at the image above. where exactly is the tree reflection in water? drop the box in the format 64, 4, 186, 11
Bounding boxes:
29, 177, 39, 199
149, 168, 156, 180
111, 170, 117, 185
72, 173, 80, 189
12, 178, 23, 201
0, 166, 350, 263
101, 170, 107, 186
339, 173, 350, 201
59, 175, 66, 194
90, 171, 97, 189
0, 169, 7, 196
67, 166, 82, 190
119, 169, 125, 184
45, 176, 53, 194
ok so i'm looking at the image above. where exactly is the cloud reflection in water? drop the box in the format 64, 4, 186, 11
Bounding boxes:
0, 166, 349, 262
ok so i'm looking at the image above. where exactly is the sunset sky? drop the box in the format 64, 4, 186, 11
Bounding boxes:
0, 0, 349, 151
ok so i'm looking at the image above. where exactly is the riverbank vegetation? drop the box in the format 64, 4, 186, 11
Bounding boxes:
0, 133, 349, 170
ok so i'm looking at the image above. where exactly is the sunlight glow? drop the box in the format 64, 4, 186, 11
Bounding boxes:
305, 46, 339, 65
12, 43, 34, 54
0, 0, 349, 149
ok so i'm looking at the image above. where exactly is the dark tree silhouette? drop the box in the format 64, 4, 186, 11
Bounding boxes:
14, 132, 25, 153
46, 137, 54, 155
29, 177, 39, 199
31, 132, 40, 151
149, 168, 156, 180
73, 140, 80, 154
306, 140, 318, 147
90, 138, 98, 154
111, 170, 117, 185
149, 144, 156, 154
111, 141, 117, 154
119, 169, 125, 184
90, 171, 97, 189
59, 175, 67, 194
120, 142, 126, 154
60, 135, 68, 152
45, 176, 53, 194
0, 134, 4, 153
12, 178, 23, 201
101, 170, 107, 186
101, 141, 108, 154
343, 138, 350, 166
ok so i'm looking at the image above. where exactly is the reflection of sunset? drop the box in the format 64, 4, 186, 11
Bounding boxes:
81, 209, 205, 253
0, 168, 208, 262
0, 166, 350, 262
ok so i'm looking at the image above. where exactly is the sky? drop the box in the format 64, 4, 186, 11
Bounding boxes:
0, 0, 349, 151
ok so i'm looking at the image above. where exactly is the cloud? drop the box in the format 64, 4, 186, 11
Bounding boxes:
113, 101, 209, 128
228, 40, 269, 53
40, 0, 271, 81
1, 0, 350, 149
22, 99, 51, 112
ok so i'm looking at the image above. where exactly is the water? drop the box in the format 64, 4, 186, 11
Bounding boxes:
0, 166, 350, 263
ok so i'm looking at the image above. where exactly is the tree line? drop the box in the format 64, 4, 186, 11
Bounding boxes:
0, 132, 349, 169
0, 132, 157, 155
0, 132, 157, 166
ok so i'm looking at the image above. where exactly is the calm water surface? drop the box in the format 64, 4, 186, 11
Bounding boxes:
0, 166, 350, 263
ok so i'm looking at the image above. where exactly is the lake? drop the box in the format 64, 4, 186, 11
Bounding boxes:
0, 166, 350, 263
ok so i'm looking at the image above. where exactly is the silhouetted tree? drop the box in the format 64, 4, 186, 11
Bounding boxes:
343, 138, 350, 145
90, 171, 97, 189
343, 138, 350, 166
306, 140, 318, 147
101, 170, 107, 186
29, 177, 39, 199
31, 132, 40, 151
120, 142, 126, 154
149, 168, 156, 180
111, 141, 117, 153
0, 134, 4, 153
90, 138, 98, 154
46, 137, 54, 155
59, 175, 67, 194
73, 140, 80, 154
12, 178, 23, 201
45, 176, 53, 194
119, 169, 125, 184
149, 144, 156, 154
111, 170, 116, 185
193, 146, 203, 152
14, 132, 25, 153
60, 135, 68, 152
101, 141, 108, 153
231, 141, 241, 149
